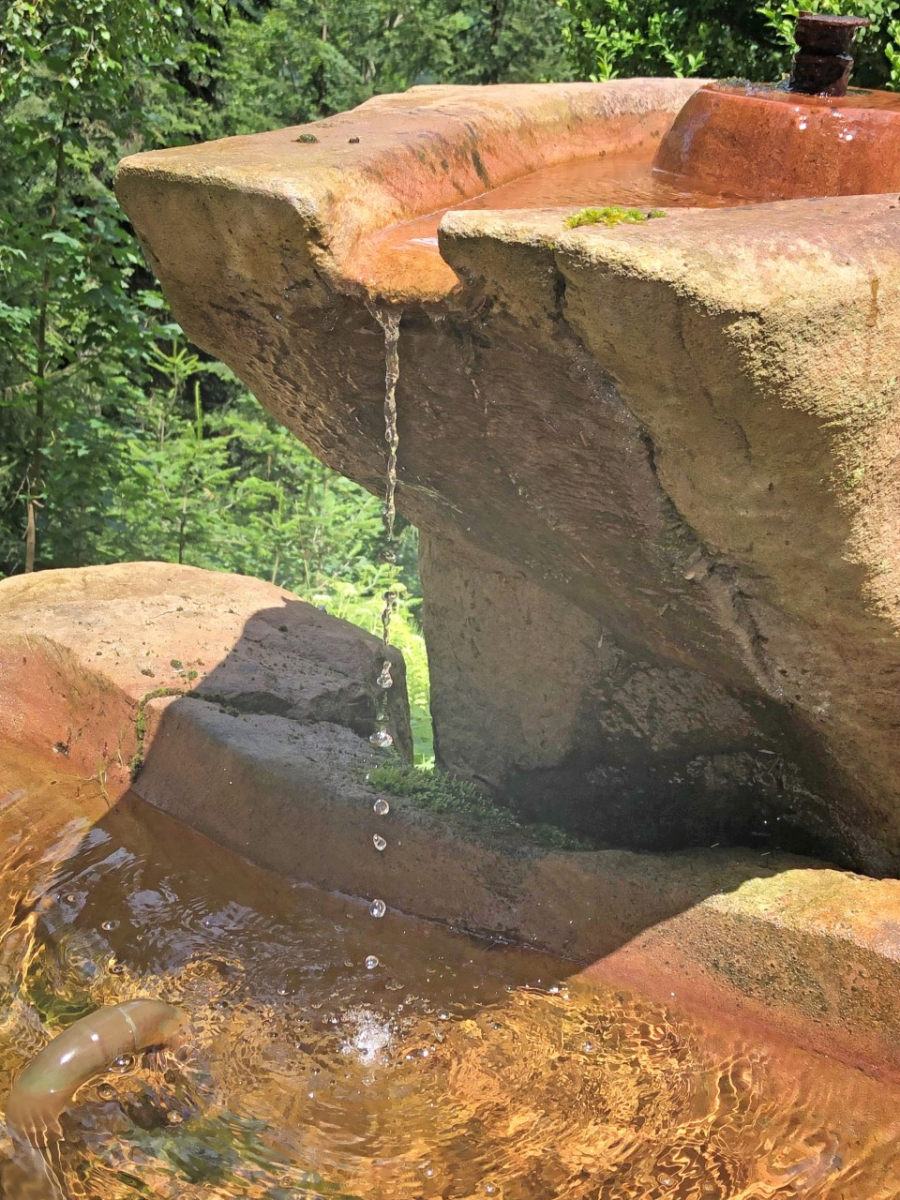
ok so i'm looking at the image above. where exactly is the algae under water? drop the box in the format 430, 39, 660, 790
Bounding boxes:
1, 759, 900, 1199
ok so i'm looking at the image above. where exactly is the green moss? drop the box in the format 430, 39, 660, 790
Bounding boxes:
130, 686, 186, 778
564, 206, 667, 229
367, 762, 591, 849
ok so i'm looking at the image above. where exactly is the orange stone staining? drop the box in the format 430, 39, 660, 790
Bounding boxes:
654, 83, 900, 202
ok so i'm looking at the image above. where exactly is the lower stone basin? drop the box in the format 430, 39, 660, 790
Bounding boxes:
4, 732, 900, 1196
4, 563, 900, 1093
116, 79, 900, 877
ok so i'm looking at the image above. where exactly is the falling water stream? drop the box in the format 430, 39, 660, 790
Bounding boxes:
364, 306, 403, 924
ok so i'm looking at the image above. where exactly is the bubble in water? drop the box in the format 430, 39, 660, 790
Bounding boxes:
108, 957, 125, 975
373, 834, 387, 852
365, 955, 379, 970
377, 662, 393, 689
113, 1055, 135, 1072
101, 920, 119, 932
374, 797, 390, 816
483, 1183, 499, 1196
369, 729, 393, 749
97, 1083, 116, 1101
166, 1111, 184, 1125
370, 899, 386, 918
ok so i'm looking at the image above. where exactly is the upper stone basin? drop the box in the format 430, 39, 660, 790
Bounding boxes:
116, 79, 900, 875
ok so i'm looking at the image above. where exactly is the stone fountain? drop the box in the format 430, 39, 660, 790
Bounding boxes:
114, 15, 900, 876
6, 16, 900, 1077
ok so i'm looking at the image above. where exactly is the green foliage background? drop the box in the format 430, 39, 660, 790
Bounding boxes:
2, 0, 899, 764
561, 0, 900, 86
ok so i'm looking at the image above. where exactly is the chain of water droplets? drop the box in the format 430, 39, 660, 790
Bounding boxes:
366, 305, 402, 925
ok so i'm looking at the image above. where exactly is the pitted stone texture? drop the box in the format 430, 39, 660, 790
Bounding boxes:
0, 562, 412, 794
116, 80, 900, 871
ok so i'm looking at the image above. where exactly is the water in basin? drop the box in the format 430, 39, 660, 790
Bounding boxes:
1, 764, 899, 1199
365, 142, 759, 274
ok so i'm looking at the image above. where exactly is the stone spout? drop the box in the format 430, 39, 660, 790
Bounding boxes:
789, 12, 870, 97
116, 80, 900, 874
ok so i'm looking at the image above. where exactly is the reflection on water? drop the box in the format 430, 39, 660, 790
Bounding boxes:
1, 764, 899, 1199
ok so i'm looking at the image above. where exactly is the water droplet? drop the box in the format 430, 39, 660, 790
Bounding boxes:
658, 1175, 676, 1189
108, 957, 125, 975
369, 730, 393, 749
370, 899, 386, 918
166, 1111, 184, 1125
365, 955, 379, 970
424, 1165, 435, 1178
377, 662, 393, 689
64, 894, 76, 904
582, 1041, 594, 1053
797, 117, 808, 130
97, 1083, 116, 1101
373, 834, 387, 852
113, 1055, 135, 1072
101, 920, 119, 932
483, 1183, 499, 1195
373, 798, 390, 816
438, 1010, 450, 1021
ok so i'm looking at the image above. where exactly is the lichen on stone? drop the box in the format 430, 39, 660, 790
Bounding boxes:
564, 206, 667, 229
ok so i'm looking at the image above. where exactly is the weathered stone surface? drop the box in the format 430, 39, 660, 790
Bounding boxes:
655, 82, 900, 201
0, 561, 412, 794
115, 81, 900, 872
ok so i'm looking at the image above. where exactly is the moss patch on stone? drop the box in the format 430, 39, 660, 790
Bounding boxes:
130, 686, 187, 778
367, 762, 591, 849
564, 206, 667, 229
